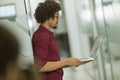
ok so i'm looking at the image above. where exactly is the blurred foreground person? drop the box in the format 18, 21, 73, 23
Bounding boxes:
18, 64, 43, 80
32, 1, 81, 80
0, 23, 20, 80
0, 22, 42, 80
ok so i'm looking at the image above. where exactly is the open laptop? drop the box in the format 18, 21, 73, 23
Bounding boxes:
81, 36, 103, 65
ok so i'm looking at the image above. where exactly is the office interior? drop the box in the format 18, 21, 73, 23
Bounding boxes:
0, 0, 120, 80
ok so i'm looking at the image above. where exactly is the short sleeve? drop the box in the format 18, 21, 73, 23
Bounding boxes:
32, 32, 49, 67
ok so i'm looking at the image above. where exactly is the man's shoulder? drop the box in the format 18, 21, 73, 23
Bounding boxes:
33, 29, 50, 39
34, 30, 49, 37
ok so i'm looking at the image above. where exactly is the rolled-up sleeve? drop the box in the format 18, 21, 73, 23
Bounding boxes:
32, 32, 49, 67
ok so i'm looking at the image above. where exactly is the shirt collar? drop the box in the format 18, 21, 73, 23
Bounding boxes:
39, 25, 54, 35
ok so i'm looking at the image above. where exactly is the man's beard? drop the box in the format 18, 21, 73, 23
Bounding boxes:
52, 22, 58, 29
52, 26, 57, 29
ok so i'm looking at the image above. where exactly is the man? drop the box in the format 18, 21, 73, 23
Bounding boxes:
0, 22, 42, 80
0, 23, 20, 80
32, 1, 81, 80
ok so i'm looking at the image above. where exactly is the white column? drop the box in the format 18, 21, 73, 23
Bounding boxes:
63, 0, 82, 58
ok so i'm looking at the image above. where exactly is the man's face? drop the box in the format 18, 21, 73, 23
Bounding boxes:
49, 11, 59, 28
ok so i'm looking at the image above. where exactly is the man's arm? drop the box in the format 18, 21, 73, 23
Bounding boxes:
39, 58, 81, 72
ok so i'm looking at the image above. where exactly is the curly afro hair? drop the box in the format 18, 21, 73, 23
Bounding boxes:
34, 0, 61, 24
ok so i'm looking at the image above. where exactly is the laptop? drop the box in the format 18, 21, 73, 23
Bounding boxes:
80, 36, 103, 65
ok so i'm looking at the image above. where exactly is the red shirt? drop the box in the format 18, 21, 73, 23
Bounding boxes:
32, 25, 63, 80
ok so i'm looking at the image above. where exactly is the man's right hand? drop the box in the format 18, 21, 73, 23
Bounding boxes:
63, 58, 81, 67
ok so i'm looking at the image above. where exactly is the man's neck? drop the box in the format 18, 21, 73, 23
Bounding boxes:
41, 22, 51, 30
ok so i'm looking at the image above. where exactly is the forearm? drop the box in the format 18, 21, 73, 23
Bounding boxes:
40, 60, 67, 72
39, 58, 81, 72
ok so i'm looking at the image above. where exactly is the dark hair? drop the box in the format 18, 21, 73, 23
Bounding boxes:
34, 0, 61, 24
0, 24, 19, 75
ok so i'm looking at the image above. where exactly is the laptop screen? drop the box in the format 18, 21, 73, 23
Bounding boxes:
89, 36, 103, 58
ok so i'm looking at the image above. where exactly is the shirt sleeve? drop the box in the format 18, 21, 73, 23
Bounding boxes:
32, 32, 49, 68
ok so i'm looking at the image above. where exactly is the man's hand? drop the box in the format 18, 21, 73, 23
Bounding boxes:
63, 58, 81, 67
